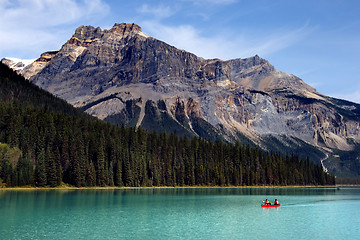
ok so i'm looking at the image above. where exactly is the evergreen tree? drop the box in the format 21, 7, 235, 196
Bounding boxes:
45, 146, 58, 187
35, 149, 47, 187
87, 160, 96, 186
96, 135, 106, 187
114, 159, 123, 186
1, 154, 13, 187
16, 153, 33, 186
70, 135, 86, 187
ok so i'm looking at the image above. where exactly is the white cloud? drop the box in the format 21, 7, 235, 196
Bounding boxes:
0, 0, 110, 58
242, 23, 316, 58
141, 20, 315, 60
137, 4, 175, 19
184, 0, 237, 5
141, 21, 232, 59
0, 0, 109, 28
331, 90, 360, 104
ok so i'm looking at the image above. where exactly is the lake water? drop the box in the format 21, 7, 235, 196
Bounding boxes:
0, 187, 359, 239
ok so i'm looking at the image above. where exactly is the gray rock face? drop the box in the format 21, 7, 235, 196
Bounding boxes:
7, 23, 360, 176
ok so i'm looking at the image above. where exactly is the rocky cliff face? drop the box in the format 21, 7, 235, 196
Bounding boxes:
5, 23, 360, 177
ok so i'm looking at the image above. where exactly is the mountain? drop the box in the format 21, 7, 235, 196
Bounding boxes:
4, 23, 360, 177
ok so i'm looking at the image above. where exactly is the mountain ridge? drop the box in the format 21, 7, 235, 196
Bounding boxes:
2, 23, 360, 177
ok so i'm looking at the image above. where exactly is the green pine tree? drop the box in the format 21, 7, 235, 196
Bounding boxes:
35, 149, 47, 187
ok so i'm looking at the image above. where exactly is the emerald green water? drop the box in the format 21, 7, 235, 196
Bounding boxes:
0, 188, 359, 239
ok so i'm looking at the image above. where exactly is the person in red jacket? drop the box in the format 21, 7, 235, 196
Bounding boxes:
263, 199, 270, 205
274, 199, 279, 205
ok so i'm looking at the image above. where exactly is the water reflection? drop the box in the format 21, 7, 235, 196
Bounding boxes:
112, 187, 339, 196
0, 187, 342, 200
0, 187, 354, 211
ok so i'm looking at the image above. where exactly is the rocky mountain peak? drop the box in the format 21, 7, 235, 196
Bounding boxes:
73, 25, 103, 40
69, 23, 147, 47
250, 54, 266, 65
110, 23, 142, 35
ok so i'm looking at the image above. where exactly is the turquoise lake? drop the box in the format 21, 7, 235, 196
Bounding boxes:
0, 188, 359, 239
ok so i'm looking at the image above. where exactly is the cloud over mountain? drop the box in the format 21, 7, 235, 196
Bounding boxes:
0, 0, 109, 58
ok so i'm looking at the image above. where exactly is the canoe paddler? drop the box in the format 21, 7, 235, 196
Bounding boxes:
274, 199, 279, 205
263, 199, 270, 205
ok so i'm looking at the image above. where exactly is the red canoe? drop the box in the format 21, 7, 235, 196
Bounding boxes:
261, 204, 280, 208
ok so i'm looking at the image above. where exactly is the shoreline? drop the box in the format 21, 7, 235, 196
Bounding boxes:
0, 185, 347, 191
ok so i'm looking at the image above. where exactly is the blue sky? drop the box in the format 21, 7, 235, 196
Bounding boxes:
0, 0, 359, 103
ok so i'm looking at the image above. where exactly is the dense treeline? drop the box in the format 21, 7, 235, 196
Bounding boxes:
0, 101, 334, 187
336, 177, 360, 185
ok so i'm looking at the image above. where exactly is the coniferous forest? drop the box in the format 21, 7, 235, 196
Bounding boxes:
0, 63, 335, 187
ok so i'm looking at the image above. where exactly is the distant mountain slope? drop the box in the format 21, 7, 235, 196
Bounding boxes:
4, 23, 360, 177
0, 62, 84, 116
1, 57, 35, 73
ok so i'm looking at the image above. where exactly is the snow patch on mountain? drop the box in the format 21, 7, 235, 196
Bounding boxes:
1, 57, 36, 71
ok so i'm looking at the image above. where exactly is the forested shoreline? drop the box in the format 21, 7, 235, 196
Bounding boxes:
0, 101, 335, 187
0, 63, 335, 187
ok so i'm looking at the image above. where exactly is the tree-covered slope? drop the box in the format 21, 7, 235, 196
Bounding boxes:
0, 64, 334, 187
0, 62, 83, 116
